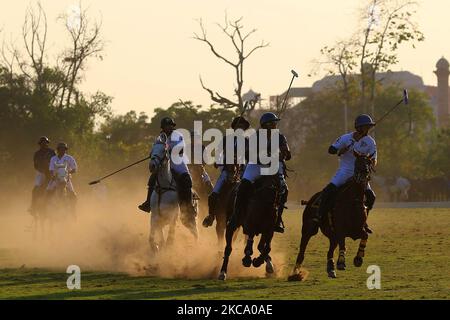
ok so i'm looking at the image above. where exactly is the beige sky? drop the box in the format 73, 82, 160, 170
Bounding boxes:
1, 0, 449, 116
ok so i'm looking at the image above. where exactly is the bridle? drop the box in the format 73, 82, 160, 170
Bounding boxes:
151, 134, 177, 208
353, 151, 375, 185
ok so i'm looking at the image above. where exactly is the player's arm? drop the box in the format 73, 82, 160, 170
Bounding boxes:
330, 135, 347, 156
328, 146, 338, 155
69, 157, 77, 174
33, 152, 40, 171
49, 158, 56, 178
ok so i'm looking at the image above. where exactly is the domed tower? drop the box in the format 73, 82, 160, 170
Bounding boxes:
434, 57, 450, 127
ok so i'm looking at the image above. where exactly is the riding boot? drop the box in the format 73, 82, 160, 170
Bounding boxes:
364, 189, 376, 234
175, 172, 197, 221
138, 173, 156, 213
313, 183, 338, 225
228, 179, 252, 230
203, 192, 219, 227
274, 188, 288, 233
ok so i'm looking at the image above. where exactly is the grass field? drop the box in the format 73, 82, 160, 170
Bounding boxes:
0, 208, 449, 300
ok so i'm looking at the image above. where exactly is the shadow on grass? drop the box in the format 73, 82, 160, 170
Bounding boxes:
7, 284, 250, 300
1, 268, 265, 300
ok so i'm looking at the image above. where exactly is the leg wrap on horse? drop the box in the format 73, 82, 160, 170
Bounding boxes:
228, 178, 252, 228
317, 183, 338, 220
365, 188, 376, 212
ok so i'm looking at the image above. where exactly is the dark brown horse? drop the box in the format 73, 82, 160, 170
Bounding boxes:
213, 164, 242, 247
289, 152, 374, 280
219, 174, 280, 280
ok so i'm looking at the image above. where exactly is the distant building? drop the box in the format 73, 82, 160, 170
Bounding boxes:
269, 57, 450, 128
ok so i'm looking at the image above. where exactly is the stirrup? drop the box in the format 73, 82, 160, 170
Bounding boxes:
138, 201, 151, 213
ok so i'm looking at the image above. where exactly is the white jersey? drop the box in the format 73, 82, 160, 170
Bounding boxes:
48, 154, 77, 192
331, 132, 377, 174
155, 130, 189, 174
49, 154, 77, 175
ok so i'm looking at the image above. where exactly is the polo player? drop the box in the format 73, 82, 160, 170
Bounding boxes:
139, 117, 197, 220
313, 114, 377, 233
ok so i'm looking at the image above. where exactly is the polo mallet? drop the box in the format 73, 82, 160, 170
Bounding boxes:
279, 69, 299, 115
88, 156, 150, 185
375, 89, 409, 126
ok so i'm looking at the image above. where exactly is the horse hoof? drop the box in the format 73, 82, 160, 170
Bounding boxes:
242, 255, 252, 268
252, 257, 264, 268
265, 260, 275, 274
353, 256, 363, 267
288, 272, 304, 281
327, 270, 337, 278
336, 262, 346, 271
218, 271, 227, 281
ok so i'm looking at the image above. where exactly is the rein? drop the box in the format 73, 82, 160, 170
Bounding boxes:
153, 151, 177, 211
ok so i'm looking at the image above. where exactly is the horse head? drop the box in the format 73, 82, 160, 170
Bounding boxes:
54, 163, 69, 190
150, 132, 169, 174
353, 150, 374, 184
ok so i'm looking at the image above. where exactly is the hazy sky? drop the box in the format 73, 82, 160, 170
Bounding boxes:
1, 0, 449, 116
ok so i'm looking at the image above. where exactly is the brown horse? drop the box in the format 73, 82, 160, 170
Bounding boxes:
289, 152, 374, 280
213, 164, 242, 247
218, 174, 280, 280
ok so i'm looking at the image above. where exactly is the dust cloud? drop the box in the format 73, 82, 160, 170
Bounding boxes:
0, 183, 287, 279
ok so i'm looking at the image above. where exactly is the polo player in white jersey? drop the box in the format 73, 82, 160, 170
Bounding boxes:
138, 117, 196, 219
313, 114, 377, 233
47, 142, 78, 202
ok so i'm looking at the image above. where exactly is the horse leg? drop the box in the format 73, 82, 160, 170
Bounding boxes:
219, 224, 235, 280
149, 214, 160, 255
263, 233, 275, 274
336, 236, 346, 270
288, 229, 313, 281
166, 219, 176, 248
253, 232, 273, 268
354, 230, 368, 267
327, 237, 338, 278
242, 235, 254, 267
216, 214, 226, 248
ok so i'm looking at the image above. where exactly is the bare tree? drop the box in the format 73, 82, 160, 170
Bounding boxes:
320, 40, 358, 131
194, 15, 268, 113
58, 3, 104, 108
17, 2, 48, 90
357, 0, 424, 114
0, 2, 104, 108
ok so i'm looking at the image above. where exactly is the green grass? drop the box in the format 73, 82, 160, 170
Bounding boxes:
1, 208, 449, 300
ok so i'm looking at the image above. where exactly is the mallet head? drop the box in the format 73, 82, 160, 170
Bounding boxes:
403, 89, 409, 105
291, 69, 299, 78
88, 180, 100, 185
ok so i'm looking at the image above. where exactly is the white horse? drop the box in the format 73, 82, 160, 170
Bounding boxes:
148, 133, 198, 253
